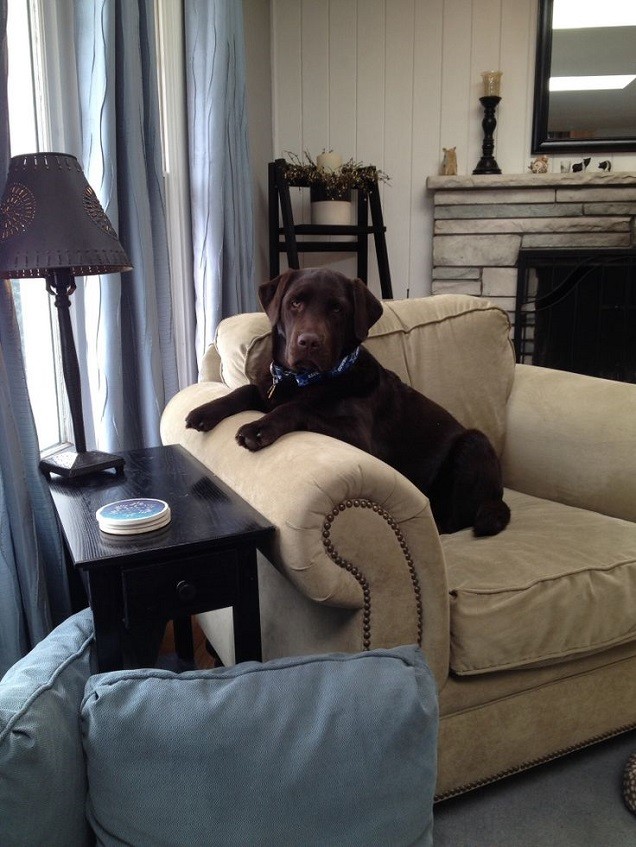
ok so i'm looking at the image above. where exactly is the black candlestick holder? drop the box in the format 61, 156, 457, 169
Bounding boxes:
473, 95, 501, 175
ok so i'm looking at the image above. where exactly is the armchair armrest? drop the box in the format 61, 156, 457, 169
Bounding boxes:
502, 364, 636, 521
161, 384, 450, 687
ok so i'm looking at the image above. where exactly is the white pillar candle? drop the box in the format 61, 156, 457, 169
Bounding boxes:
316, 152, 342, 173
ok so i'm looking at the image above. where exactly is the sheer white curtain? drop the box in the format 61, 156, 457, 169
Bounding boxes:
76, 0, 179, 449
185, 0, 257, 370
39, 0, 179, 452
42, 0, 257, 430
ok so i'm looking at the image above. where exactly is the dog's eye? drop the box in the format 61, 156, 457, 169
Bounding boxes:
290, 298, 302, 309
330, 304, 342, 313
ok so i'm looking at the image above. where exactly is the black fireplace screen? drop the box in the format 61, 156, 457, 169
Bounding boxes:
514, 249, 636, 383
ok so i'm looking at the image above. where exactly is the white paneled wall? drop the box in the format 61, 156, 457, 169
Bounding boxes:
271, 0, 538, 298
267, 0, 635, 298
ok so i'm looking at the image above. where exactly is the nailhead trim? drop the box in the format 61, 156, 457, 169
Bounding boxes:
434, 722, 636, 803
623, 750, 636, 815
322, 499, 423, 651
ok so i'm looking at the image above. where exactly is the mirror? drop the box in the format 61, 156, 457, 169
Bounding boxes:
532, 0, 636, 153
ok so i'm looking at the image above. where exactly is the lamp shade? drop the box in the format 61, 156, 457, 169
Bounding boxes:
0, 152, 131, 278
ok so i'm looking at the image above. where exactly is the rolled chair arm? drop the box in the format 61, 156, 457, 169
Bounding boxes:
161, 384, 450, 687
503, 364, 636, 521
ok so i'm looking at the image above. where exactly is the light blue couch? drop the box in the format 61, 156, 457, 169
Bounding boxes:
0, 610, 438, 847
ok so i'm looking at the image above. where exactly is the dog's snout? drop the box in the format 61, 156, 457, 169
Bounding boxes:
297, 332, 322, 352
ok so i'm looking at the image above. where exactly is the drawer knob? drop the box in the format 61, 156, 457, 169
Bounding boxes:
176, 580, 197, 602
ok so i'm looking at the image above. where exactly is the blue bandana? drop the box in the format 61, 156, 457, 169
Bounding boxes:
269, 346, 360, 395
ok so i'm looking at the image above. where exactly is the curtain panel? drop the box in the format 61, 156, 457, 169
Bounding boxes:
185, 0, 257, 370
0, 0, 71, 677
0, 0, 256, 673
73, 0, 179, 451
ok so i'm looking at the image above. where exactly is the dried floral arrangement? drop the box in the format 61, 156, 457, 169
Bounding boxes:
282, 151, 390, 199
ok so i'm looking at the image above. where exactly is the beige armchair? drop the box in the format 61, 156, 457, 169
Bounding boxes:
161, 293, 636, 799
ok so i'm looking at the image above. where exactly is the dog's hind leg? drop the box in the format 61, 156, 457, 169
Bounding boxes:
431, 429, 510, 537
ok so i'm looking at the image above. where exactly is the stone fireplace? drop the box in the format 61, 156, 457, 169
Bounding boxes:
426, 172, 636, 380
515, 248, 636, 382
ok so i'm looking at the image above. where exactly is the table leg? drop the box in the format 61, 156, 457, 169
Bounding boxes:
86, 569, 125, 672
173, 615, 195, 664
232, 548, 262, 663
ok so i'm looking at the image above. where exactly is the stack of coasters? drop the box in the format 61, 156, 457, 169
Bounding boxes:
96, 498, 171, 535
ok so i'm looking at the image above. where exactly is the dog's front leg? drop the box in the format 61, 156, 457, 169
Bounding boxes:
235, 403, 306, 451
186, 384, 264, 432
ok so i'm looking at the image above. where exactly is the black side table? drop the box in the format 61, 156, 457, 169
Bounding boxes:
47, 444, 274, 672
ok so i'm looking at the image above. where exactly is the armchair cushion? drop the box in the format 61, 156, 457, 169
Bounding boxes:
81, 646, 438, 847
443, 490, 636, 675
0, 608, 96, 847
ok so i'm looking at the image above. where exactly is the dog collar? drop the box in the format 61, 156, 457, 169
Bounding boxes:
268, 346, 360, 396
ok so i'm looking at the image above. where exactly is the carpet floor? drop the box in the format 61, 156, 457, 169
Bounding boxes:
433, 730, 636, 846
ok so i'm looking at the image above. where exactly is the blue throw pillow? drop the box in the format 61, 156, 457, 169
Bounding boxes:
82, 645, 438, 847
0, 607, 96, 847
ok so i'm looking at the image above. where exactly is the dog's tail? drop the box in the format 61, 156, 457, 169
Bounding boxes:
474, 498, 511, 537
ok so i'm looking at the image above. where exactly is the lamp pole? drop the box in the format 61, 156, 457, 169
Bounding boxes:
46, 269, 87, 454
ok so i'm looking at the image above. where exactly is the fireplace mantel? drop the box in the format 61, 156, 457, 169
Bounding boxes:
426, 171, 636, 319
427, 172, 636, 191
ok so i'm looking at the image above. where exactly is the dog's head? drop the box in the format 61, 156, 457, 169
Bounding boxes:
258, 269, 383, 373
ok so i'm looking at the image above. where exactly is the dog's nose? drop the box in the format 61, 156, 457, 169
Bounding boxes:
297, 332, 321, 351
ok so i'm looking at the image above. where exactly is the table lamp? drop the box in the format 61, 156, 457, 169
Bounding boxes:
0, 152, 132, 479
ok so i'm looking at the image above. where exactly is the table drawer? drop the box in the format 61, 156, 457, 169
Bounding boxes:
122, 551, 238, 625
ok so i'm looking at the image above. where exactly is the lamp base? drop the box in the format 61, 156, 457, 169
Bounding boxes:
40, 449, 125, 480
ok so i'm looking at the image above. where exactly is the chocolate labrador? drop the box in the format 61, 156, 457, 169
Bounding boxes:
186, 268, 510, 536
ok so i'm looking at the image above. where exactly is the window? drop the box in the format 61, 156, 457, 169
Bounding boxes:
6, 0, 71, 454
5, 0, 194, 455
155, 0, 196, 388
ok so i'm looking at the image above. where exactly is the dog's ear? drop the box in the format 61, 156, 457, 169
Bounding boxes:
350, 278, 383, 341
258, 271, 297, 325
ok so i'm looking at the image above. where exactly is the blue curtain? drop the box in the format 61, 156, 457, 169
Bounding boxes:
0, 0, 255, 673
0, 0, 71, 677
185, 0, 256, 369
73, 0, 178, 451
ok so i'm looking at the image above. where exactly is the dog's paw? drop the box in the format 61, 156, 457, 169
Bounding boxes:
235, 421, 276, 451
185, 406, 220, 432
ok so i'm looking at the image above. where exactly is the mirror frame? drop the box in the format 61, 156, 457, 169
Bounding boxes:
532, 0, 636, 154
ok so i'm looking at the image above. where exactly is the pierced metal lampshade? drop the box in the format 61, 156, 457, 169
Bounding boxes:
0, 152, 133, 479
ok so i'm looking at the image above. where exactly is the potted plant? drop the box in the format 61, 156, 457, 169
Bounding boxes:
283, 151, 389, 225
